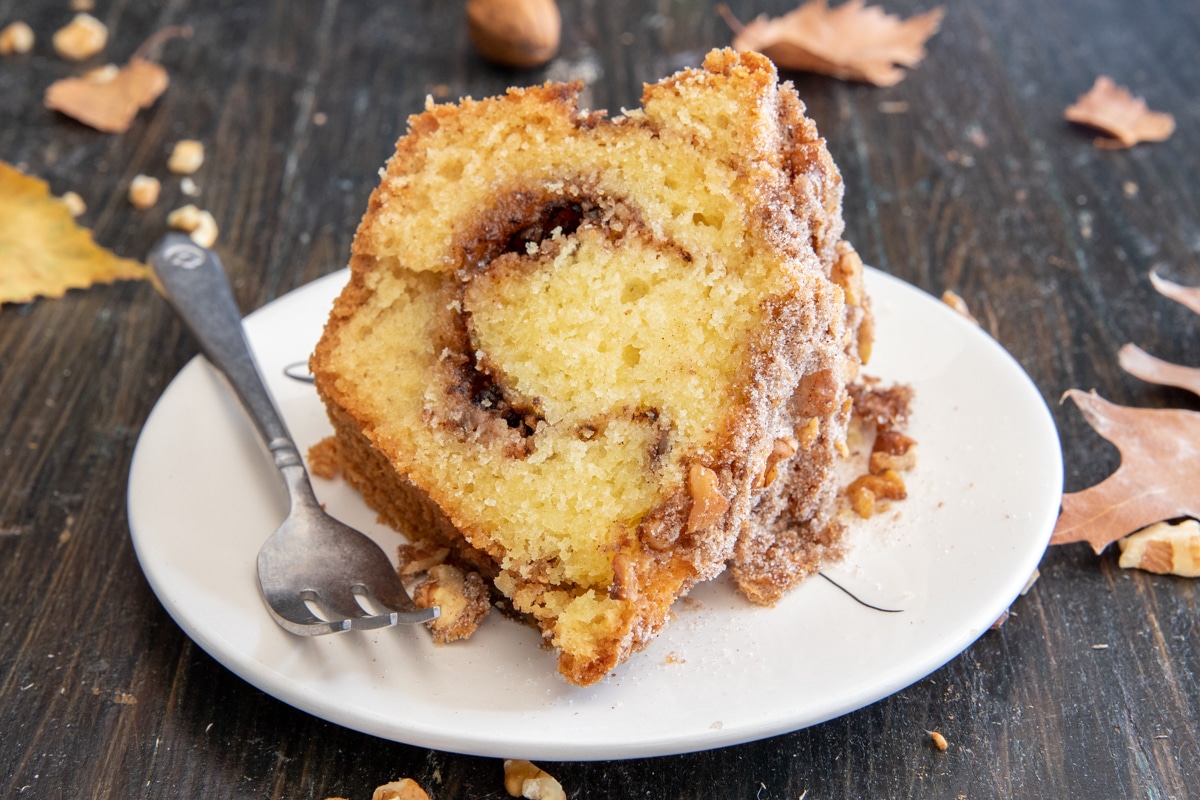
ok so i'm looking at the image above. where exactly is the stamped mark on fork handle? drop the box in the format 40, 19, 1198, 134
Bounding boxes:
162, 241, 206, 271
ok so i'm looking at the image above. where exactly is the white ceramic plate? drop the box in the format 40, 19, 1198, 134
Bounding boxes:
127, 267, 1062, 760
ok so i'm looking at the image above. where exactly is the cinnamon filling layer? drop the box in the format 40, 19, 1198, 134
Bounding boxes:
428, 187, 685, 460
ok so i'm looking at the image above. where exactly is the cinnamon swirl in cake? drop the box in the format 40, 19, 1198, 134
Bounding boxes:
310, 49, 871, 686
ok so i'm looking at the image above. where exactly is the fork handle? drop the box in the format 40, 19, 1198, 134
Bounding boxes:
148, 234, 303, 474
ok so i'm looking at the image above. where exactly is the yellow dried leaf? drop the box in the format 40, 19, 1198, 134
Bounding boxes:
0, 161, 148, 305
1064, 76, 1175, 149
720, 0, 944, 87
44, 56, 168, 133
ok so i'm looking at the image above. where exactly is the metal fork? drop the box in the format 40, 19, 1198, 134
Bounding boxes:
149, 234, 439, 635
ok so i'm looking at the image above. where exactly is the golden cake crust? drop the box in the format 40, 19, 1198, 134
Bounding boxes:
311, 49, 868, 685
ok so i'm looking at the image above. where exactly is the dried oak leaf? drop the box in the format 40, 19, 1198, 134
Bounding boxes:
1054, 270, 1200, 555
719, 0, 944, 87
1051, 390, 1200, 554
44, 56, 168, 133
1119, 344, 1200, 397
1119, 270, 1200, 397
941, 289, 980, 326
1064, 76, 1175, 149
1147, 268, 1200, 315
0, 161, 148, 305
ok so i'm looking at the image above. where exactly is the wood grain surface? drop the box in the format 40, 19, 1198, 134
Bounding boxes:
2, 1, 1197, 797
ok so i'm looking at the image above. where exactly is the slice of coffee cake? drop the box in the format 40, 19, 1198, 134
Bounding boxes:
310, 49, 869, 685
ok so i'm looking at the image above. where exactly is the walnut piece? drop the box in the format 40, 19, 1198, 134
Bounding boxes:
754, 435, 799, 489
412, 563, 491, 643
371, 779, 431, 800
609, 552, 638, 601
869, 429, 918, 474
167, 204, 218, 248
128, 175, 161, 210
686, 463, 729, 532
60, 191, 86, 217
849, 380, 913, 432
1118, 519, 1200, 577
832, 240, 866, 305
846, 469, 907, 519
168, 139, 205, 174
0, 21, 35, 55
832, 241, 874, 362
53, 13, 108, 61
795, 417, 820, 450
503, 760, 565, 800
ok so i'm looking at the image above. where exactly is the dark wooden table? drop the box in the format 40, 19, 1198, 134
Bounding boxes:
3, 1, 1198, 797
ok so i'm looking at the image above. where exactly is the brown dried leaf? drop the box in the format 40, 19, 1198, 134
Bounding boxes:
941, 289, 980, 325
0, 161, 148, 305
1119, 345, 1200, 397
1148, 269, 1200, 315
1055, 270, 1200, 553
1064, 76, 1175, 149
720, 0, 944, 87
1050, 390, 1200, 553
1118, 270, 1200, 397
44, 56, 168, 133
